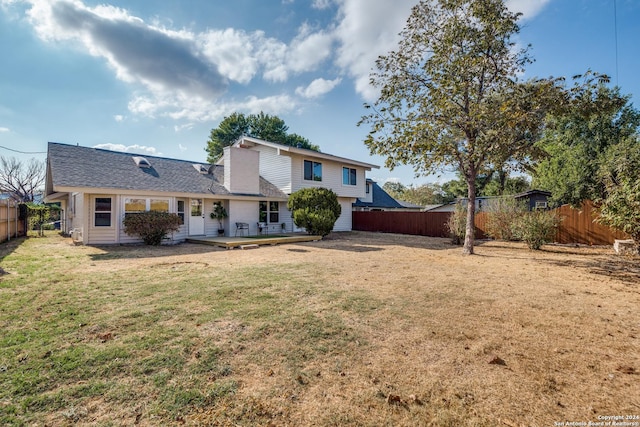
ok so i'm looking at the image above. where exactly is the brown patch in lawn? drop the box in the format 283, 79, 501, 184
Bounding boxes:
2, 232, 639, 426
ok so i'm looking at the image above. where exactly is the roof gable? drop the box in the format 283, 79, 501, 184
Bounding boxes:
235, 136, 379, 170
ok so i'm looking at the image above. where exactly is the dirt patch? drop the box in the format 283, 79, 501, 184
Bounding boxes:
178, 233, 640, 426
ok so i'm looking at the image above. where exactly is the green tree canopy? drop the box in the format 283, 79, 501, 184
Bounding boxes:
383, 181, 454, 206
206, 112, 320, 162
359, 0, 562, 254
533, 75, 640, 207
596, 136, 640, 251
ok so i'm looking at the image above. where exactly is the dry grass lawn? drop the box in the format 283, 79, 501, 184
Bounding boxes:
0, 231, 639, 426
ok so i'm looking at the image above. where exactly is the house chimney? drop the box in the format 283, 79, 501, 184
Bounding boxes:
223, 146, 260, 194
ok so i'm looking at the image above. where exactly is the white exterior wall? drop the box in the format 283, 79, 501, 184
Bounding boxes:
70, 192, 85, 241
253, 144, 292, 194
204, 199, 228, 236
362, 182, 374, 204
287, 154, 365, 232
289, 153, 366, 199
86, 194, 118, 245
334, 198, 355, 232
228, 199, 259, 235
223, 147, 260, 194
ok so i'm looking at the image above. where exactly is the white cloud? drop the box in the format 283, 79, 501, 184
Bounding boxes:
198, 28, 262, 84
505, 0, 552, 20
174, 124, 193, 132
332, 0, 415, 101
312, 0, 333, 10
93, 143, 161, 156
296, 77, 342, 98
113, 114, 124, 122
178, 143, 187, 151
286, 23, 334, 74
0, 127, 10, 133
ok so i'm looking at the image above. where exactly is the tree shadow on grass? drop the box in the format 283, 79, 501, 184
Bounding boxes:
311, 231, 457, 251
544, 255, 640, 287
89, 242, 224, 261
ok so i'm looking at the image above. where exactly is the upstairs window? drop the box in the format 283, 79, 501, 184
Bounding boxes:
94, 197, 112, 227
343, 167, 357, 186
303, 160, 322, 182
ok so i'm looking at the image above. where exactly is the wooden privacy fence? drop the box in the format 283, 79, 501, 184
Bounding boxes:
553, 200, 629, 245
353, 200, 628, 245
352, 211, 452, 237
0, 199, 24, 243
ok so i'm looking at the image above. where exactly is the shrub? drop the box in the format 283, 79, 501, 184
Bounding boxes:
122, 211, 182, 245
513, 210, 561, 250
485, 197, 528, 241
446, 201, 466, 245
288, 188, 341, 237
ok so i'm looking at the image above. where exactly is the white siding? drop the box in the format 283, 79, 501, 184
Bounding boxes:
253, 144, 292, 193
204, 199, 227, 236
69, 192, 83, 236
228, 200, 260, 235
289, 153, 367, 199
223, 147, 260, 194
87, 194, 118, 244
334, 198, 354, 232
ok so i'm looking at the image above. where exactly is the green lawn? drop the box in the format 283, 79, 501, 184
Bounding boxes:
0, 233, 377, 426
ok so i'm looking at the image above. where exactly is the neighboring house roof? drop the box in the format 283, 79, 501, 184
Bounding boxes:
513, 189, 552, 199
46, 142, 287, 199
234, 136, 380, 170
396, 200, 423, 210
353, 181, 405, 209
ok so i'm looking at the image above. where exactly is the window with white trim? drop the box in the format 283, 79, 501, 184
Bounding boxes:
342, 167, 357, 186
94, 197, 112, 227
177, 199, 186, 224
259, 201, 279, 223
303, 160, 322, 181
124, 197, 170, 219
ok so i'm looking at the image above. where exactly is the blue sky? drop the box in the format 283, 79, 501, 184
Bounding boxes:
0, 0, 638, 186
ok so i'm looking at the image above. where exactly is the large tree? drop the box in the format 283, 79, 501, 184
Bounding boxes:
0, 156, 45, 202
360, 0, 561, 254
206, 112, 319, 162
596, 135, 640, 251
533, 76, 640, 207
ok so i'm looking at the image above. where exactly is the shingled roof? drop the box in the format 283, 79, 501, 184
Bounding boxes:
46, 142, 287, 199
353, 181, 405, 209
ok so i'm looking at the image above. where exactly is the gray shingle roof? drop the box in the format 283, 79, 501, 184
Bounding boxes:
353, 181, 405, 209
47, 142, 287, 199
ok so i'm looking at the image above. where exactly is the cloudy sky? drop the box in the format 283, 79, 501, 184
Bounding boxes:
1, 0, 638, 185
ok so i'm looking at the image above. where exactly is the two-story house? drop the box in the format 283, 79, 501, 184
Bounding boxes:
44, 136, 378, 244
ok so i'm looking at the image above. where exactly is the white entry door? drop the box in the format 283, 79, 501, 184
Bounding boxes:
189, 198, 205, 235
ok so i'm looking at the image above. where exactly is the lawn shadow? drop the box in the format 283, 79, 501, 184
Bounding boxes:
89, 241, 224, 261
544, 255, 640, 286
312, 231, 457, 251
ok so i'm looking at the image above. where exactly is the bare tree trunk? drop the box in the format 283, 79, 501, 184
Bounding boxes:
463, 176, 476, 255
